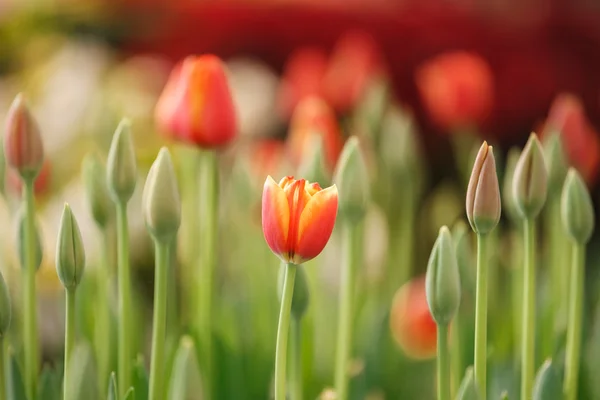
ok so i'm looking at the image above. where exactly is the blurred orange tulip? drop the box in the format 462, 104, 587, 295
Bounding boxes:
543, 93, 600, 185
287, 96, 344, 170
278, 47, 328, 119
155, 55, 237, 148
262, 176, 338, 265
416, 51, 494, 131
390, 276, 438, 359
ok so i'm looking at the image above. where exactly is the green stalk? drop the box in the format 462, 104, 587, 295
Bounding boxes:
116, 202, 132, 397
451, 313, 462, 396
275, 263, 297, 400
335, 222, 360, 400
63, 289, 75, 400
0, 338, 5, 400
289, 318, 302, 400
474, 233, 488, 400
437, 324, 451, 400
521, 219, 536, 400
95, 229, 111, 399
149, 241, 169, 400
22, 180, 38, 400
198, 150, 218, 399
564, 243, 584, 400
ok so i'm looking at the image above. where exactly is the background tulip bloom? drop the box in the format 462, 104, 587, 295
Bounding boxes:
262, 176, 338, 265
155, 54, 237, 148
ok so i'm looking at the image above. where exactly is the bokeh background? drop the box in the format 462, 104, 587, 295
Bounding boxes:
2, 1, 600, 399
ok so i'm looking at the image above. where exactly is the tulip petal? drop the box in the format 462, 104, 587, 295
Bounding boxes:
262, 176, 290, 260
293, 185, 338, 264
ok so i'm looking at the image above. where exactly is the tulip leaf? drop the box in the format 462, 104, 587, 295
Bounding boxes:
65, 343, 98, 400
168, 336, 203, 400
7, 351, 26, 400
123, 387, 135, 400
132, 355, 149, 400
107, 372, 117, 400
38, 364, 61, 400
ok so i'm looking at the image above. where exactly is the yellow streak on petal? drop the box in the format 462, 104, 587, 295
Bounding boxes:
262, 176, 290, 258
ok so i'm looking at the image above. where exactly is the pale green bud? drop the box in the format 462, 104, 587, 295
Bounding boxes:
56, 204, 86, 290
142, 147, 181, 241
0, 270, 11, 337
297, 134, 329, 187
16, 208, 43, 272
278, 264, 309, 320
466, 142, 501, 234
532, 359, 561, 400
106, 119, 137, 203
456, 366, 479, 400
333, 136, 370, 221
425, 226, 461, 325
502, 147, 522, 224
561, 168, 594, 244
512, 133, 548, 219
543, 131, 568, 195
82, 153, 114, 229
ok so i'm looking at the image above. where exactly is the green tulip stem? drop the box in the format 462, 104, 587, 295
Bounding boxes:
198, 150, 218, 399
22, 179, 38, 400
521, 218, 536, 400
437, 324, 451, 400
63, 289, 76, 400
275, 263, 297, 400
335, 222, 360, 400
116, 202, 132, 398
149, 240, 170, 400
95, 229, 111, 399
289, 318, 303, 400
564, 243, 584, 400
474, 233, 489, 400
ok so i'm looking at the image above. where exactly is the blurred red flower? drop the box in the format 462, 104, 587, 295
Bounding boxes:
278, 47, 328, 119
322, 31, 383, 114
390, 275, 437, 360
249, 139, 287, 178
287, 96, 344, 170
416, 51, 494, 132
542, 93, 600, 185
155, 55, 237, 148
8, 159, 51, 196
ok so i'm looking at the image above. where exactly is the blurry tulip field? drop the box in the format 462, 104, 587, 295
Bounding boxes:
1, 6, 600, 400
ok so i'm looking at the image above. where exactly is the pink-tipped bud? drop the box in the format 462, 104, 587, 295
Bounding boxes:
466, 141, 501, 234
4, 94, 44, 180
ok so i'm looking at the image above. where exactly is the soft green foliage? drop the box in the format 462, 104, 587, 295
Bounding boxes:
107, 373, 117, 400
532, 360, 561, 400
167, 336, 203, 400
561, 168, 595, 244
0, 269, 10, 337
456, 367, 479, 400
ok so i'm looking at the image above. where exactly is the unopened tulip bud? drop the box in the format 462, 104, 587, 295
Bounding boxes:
278, 264, 309, 320
297, 134, 328, 187
4, 94, 44, 180
56, 204, 86, 290
425, 226, 460, 325
561, 168, 594, 244
532, 359, 561, 400
82, 153, 114, 229
502, 147, 522, 224
466, 141, 501, 234
543, 131, 568, 195
456, 367, 479, 400
17, 208, 43, 271
513, 133, 548, 219
334, 136, 370, 221
142, 147, 181, 241
108, 372, 118, 400
0, 270, 11, 337
107, 119, 137, 204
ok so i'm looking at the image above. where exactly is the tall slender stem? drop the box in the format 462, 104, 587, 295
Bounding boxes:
451, 313, 462, 396
63, 289, 76, 400
95, 229, 111, 399
0, 338, 5, 400
22, 180, 38, 400
289, 318, 303, 400
437, 324, 450, 400
149, 240, 170, 400
335, 222, 360, 400
564, 243, 584, 400
521, 219, 536, 400
474, 233, 488, 400
275, 263, 297, 400
198, 150, 218, 399
116, 202, 132, 397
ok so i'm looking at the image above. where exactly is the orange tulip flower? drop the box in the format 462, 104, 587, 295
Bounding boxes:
390, 276, 438, 359
155, 55, 237, 148
262, 176, 338, 265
